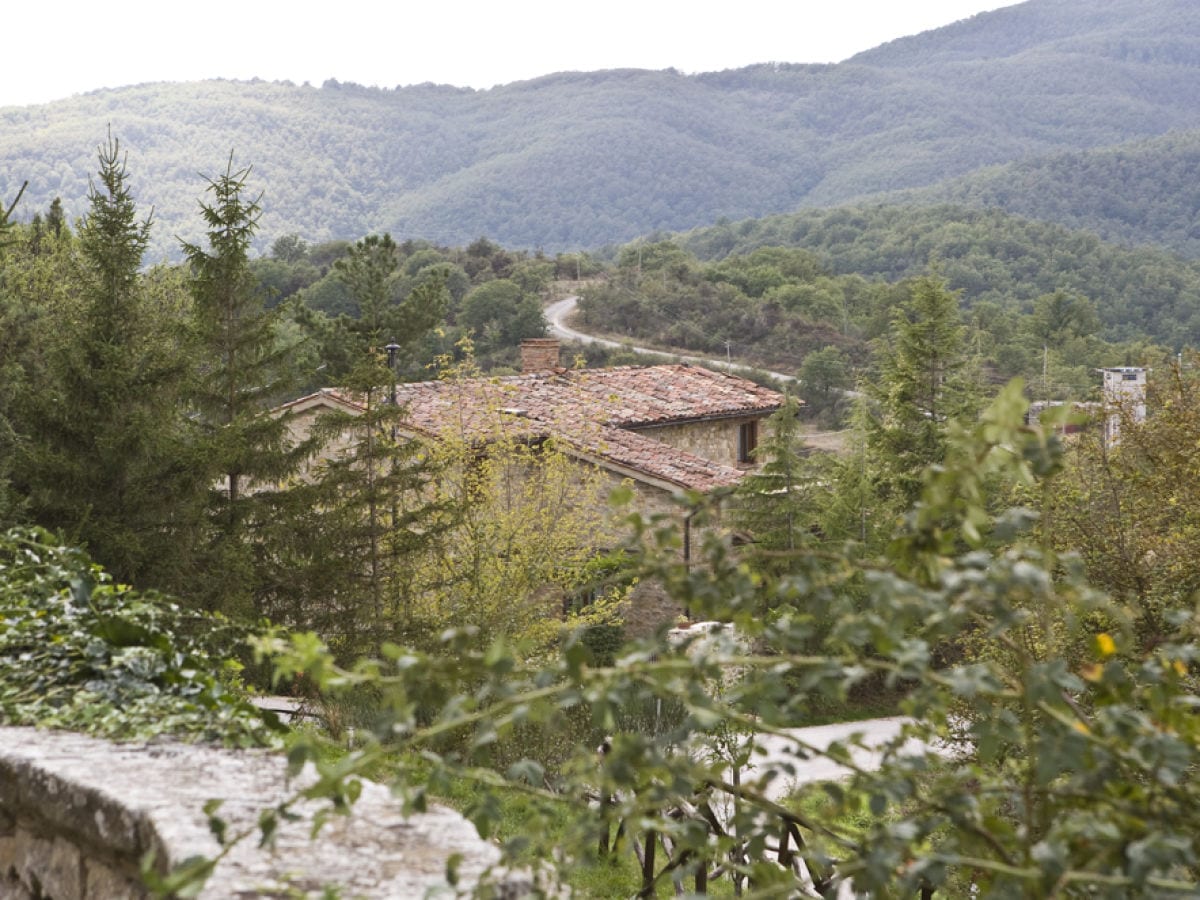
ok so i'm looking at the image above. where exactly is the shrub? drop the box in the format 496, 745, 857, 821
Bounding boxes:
0, 527, 281, 746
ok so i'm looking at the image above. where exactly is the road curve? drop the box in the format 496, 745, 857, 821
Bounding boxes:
545, 295, 799, 383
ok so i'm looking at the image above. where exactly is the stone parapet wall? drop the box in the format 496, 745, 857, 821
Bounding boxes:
0, 727, 526, 899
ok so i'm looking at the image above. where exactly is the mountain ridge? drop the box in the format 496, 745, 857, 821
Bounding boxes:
0, 0, 1196, 255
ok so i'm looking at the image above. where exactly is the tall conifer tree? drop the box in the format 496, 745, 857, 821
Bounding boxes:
0, 183, 28, 526
16, 133, 198, 586
734, 395, 825, 566
865, 274, 979, 507
182, 156, 307, 615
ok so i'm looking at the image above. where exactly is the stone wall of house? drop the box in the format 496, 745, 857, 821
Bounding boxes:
0, 728, 527, 900
632, 416, 764, 469
585, 470, 734, 638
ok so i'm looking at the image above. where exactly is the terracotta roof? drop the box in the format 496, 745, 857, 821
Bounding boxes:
316, 364, 785, 493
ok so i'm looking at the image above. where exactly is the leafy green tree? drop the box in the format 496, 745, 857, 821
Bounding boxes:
270, 232, 308, 263
395, 357, 623, 656
798, 345, 852, 424
1028, 289, 1100, 347
14, 134, 199, 587
459, 278, 545, 359
1047, 359, 1200, 646
617, 239, 693, 278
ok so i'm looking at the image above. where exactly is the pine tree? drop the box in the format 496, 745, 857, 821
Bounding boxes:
181, 155, 308, 615
257, 255, 451, 657
734, 395, 826, 566
0, 183, 28, 525
15, 133, 198, 587
314, 233, 447, 380
865, 274, 979, 507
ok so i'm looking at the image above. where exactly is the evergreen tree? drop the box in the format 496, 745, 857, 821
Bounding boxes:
45, 197, 65, 240
865, 274, 978, 507
0, 183, 28, 525
734, 395, 825, 566
259, 257, 452, 657
334, 233, 399, 338
268, 377, 448, 657
313, 233, 446, 379
181, 156, 308, 616
14, 134, 198, 587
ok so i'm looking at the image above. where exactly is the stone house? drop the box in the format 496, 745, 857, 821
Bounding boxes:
278, 339, 787, 632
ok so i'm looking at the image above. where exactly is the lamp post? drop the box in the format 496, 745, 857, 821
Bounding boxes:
383, 340, 402, 620
384, 341, 400, 410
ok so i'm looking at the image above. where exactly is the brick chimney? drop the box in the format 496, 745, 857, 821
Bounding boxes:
520, 338, 560, 373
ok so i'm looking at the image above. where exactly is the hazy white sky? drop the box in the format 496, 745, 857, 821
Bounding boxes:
6, 0, 1020, 108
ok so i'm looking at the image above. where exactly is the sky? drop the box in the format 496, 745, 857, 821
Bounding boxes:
5, 0, 1021, 108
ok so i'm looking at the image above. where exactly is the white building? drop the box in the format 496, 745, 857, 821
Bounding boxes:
1100, 367, 1147, 446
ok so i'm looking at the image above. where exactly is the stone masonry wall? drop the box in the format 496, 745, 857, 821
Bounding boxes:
632, 416, 762, 470
0, 727, 528, 899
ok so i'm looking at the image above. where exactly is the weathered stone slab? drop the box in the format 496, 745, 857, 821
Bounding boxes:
0, 726, 525, 898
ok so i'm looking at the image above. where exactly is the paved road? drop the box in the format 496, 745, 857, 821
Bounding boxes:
545, 295, 800, 383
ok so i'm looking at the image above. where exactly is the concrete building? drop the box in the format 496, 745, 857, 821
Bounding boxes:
1100, 366, 1148, 446
1025, 368, 1148, 448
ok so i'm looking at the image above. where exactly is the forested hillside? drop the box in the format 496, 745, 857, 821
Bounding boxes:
880, 131, 1200, 258
680, 204, 1200, 347
1, 0, 1198, 256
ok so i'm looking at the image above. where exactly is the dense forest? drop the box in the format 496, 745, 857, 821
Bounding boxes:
678, 204, 1200, 347
2, 0, 1199, 256
886, 130, 1200, 258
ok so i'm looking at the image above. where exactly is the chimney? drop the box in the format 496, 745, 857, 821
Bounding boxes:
520, 338, 560, 373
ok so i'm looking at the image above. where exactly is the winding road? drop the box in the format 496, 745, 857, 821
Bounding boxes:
545, 295, 800, 384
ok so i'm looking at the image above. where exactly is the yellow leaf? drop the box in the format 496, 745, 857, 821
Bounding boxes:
1095, 633, 1116, 658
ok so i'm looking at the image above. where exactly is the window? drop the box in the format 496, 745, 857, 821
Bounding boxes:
738, 421, 758, 464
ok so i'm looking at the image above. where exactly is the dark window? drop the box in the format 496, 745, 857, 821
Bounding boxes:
738, 421, 758, 464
